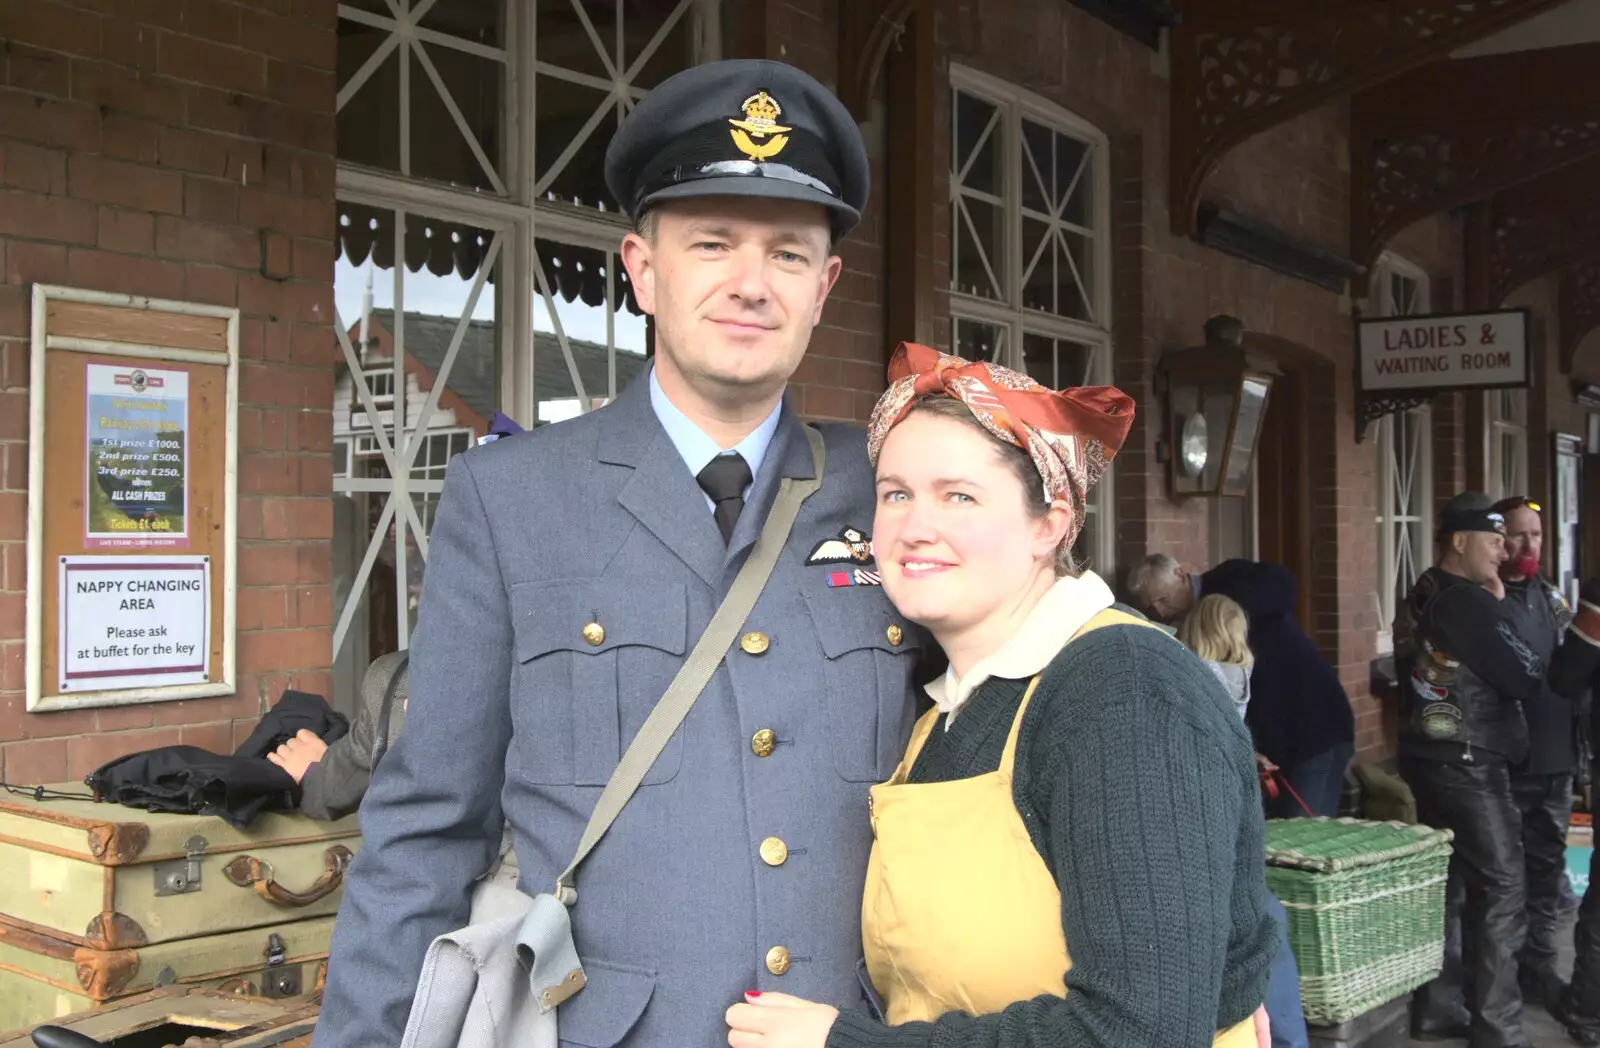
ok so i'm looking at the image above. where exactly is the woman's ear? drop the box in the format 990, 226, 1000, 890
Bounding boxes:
1036, 499, 1074, 561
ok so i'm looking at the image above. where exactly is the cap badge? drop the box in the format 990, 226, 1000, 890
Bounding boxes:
729, 91, 791, 161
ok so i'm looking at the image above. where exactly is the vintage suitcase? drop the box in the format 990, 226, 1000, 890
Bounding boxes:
0, 914, 333, 1031
0, 786, 359, 950
0, 987, 318, 1048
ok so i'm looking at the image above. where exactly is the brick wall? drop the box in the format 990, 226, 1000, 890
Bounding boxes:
0, 0, 338, 783
732, 0, 890, 424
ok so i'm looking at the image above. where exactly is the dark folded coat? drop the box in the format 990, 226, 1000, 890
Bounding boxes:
87, 691, 349, 828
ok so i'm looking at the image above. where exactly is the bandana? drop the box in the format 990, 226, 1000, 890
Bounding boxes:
866, 343, 1135, 549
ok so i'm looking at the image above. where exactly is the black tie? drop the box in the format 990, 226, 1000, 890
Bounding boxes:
697, 453, 753, 543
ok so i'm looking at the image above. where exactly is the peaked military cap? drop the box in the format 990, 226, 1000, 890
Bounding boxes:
604, 59, 870, 239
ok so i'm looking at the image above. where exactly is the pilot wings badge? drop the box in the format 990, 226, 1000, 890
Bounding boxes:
808, 526, 873, 565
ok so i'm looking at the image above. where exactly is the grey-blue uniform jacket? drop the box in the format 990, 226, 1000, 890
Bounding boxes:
312, 373, 927, 1048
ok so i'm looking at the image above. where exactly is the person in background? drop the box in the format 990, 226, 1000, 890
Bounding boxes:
1180, 593, 1310, 1048
1129, 554, 1356, 818
1179, 594, 1254, 719
1551, 585, 1600, 1047
724, 344, 1275, 1048
1397, 492, 1600, 1048
267, 651, 409, 821
1489, 495, 1581, 1010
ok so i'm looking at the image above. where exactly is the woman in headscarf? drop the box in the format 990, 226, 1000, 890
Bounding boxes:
725, 344, 1277, 1048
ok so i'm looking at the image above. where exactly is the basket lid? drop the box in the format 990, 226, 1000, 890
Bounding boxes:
1264, 817, 1453, 873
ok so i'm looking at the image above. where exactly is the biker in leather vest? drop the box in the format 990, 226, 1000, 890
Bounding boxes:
1395, 567, 1532, 764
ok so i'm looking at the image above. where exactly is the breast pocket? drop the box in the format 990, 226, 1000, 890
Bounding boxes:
802, 587, 924, 782
510, 579, 689, 786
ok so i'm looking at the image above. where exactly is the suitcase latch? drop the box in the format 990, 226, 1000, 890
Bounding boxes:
153, 835, 208, 897
263, 933, 302, 998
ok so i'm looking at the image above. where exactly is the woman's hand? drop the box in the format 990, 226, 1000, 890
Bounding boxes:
1253, 1004, 1270, 1048
726, 991, 839, 1048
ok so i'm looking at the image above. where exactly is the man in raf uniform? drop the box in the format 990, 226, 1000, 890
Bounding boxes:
311, 60, 927, 1048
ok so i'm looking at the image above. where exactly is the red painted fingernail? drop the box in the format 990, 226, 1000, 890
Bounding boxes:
746, 990, 762, 998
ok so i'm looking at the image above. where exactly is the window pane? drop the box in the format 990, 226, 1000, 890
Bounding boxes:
1020, 218, 1051, 313
953, 196, 1004, 301
331, 203, 501, 713
535, 0, 699, 210
953, 317, 1005, 364
337, 0, 507, 193
954, 90, 1002, 197
1056, 230, 1094, 322
1022, 333, 1093, 389
1021, 119, 1052, 215
533, 238, 649, 424
1055, 133, 1092, 229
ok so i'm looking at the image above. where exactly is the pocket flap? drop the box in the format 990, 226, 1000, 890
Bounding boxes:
802, 586, 920, 659
557, 957, 657, 1047
511, 579, 688, 662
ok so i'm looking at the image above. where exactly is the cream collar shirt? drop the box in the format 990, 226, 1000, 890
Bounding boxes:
926, 571, 1117, 727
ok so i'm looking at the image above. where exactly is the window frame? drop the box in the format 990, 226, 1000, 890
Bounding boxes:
329, 0, 719, 680
947, 64, 1116, 575
1372, 253, 1433, 655
1487, 387, 1529, 502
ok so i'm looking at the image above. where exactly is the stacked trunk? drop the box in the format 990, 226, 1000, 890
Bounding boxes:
0, 787, 359, 1031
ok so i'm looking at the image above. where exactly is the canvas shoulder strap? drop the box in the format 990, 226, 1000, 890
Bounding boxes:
553, 425, 826, 905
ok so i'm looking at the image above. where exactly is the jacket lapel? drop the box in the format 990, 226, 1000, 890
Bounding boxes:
599, 375, 726, 590
725, 398, 818, 566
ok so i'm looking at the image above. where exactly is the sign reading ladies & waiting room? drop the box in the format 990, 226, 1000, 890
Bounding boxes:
1357, 309, 1530, 394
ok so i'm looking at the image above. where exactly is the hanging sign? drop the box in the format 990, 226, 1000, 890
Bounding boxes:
1357, 309, 1530, 393
85, 363, 189, 548
58, 555, 211, 692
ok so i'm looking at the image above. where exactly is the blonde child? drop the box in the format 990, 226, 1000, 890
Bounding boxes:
1179, 593, 1254, 721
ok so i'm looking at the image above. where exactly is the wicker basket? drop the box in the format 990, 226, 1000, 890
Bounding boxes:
1264, 817, 1453, 1026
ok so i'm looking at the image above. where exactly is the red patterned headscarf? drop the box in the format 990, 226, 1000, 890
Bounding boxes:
867, 343, 1135, 548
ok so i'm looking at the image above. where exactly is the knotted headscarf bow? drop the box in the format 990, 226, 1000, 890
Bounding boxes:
866, 343, 1135, 548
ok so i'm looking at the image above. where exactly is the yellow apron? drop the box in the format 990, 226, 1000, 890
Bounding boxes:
861, 609, 1257, 1046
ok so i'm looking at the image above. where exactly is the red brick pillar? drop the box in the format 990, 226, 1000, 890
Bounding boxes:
0, 0, 338, 781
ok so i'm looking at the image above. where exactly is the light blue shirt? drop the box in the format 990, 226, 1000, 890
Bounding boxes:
649, 367, 782, 510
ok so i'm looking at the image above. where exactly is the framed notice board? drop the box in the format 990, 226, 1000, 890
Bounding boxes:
26, 285, 238, 712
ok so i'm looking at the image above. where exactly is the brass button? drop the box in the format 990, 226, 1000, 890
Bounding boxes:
582, 622, 605, 647
741, 631, 770, 655
886, 624, 904, 647
765, 946, 790, 976
751, 729, 776, 758
759, 837, 788, 866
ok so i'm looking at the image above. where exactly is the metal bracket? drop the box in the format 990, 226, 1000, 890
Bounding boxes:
262, 933, 300, 998
152, 835, 209, 897
262, 965, 303, 999
1356, 392, 1435, 443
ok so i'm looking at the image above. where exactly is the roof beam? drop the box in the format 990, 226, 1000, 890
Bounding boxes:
1351, 43, 1600, 268
1489, 153, 1600, 303
1170, 0, 1570, 236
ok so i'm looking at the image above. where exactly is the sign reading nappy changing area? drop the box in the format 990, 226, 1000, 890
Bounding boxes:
58, 556, 211, 692
26, 285, 238, 712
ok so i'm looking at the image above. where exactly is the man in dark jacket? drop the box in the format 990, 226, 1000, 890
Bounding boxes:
1490, 495, 1580, 1007
1129, 553, 1356, 817
1397, 492, 1600, 1048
